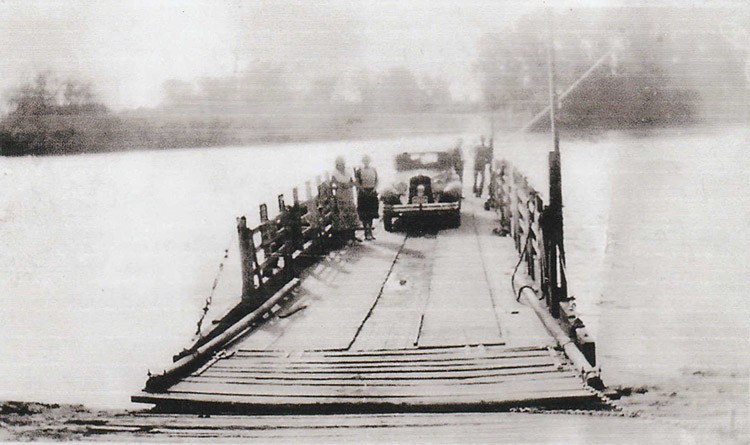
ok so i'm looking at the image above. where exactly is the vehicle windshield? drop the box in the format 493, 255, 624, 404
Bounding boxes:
395, 151, 454, 171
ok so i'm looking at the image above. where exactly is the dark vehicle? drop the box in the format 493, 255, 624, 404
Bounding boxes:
380, 148, 463, 231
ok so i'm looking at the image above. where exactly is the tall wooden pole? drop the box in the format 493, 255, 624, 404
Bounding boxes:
546, 9, 568, 318
547, 15, 560, 156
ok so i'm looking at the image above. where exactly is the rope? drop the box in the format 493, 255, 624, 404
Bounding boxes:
193, 235, 235, 340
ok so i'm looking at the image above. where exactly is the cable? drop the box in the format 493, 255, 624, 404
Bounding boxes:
193, 234, 236, 340
516, 284, 538, 302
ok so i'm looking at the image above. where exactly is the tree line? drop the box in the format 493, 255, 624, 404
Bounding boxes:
2, 8, 746, 156
0, 68, 473, 156
475, 8, 747, 131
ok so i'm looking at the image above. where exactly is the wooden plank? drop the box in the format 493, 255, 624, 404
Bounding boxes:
197, 365, 559, 381
168, 376, 584, 398
209, 356, 556, 373
81, 411, 588, 429
236, 343, 531, 358
161, 387, 592, 405
229, 351, 551, 365
219, 352, 556, 366
83, 412, 692, 443
133, 388, 595, 407
183, 370, 571, 387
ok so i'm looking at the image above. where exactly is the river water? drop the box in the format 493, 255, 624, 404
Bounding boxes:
1, 128, 748, 430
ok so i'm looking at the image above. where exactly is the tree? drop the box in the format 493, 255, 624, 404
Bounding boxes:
475, 9, 701, 131
0, 72, 113, 155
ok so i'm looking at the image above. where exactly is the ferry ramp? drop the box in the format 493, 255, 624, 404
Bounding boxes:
132, 197, 596, 413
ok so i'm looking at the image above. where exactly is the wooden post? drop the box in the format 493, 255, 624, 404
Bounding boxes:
526, 194, 536, 280
499, 162, 511, 234
259, 203, 270, 246
237, 216, 255, 302
512, 172, 522, 252
546, 8, 568, 317
549, 151, 568, 301
534, 194, 544, 291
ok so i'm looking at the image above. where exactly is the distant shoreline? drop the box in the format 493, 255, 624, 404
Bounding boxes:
4, 112, 741, 158
0, 111, 479, 157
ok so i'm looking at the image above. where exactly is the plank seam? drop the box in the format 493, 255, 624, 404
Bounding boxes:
345, 235, 409, 350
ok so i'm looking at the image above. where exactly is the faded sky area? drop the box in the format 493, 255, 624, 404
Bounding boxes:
0, 0, 628, 109
0, 0, 533, 108
0, 0, 747, 110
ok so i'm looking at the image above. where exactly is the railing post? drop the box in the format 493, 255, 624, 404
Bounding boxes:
533, 194, 544, 291
508, 170, 515, 246
316, 179, 334, 249
278, 193, 297, 281
498, 162, 511, 234
259, 203, 271, 246
512, 172, 522, 252
305, 181, 312, 202
237, 216, 255, 302
526, 194, 537, 280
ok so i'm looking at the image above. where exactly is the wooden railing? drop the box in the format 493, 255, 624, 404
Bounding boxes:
172, 173, 344, 361
488, 159, 596, 367
147, 173, 352, 392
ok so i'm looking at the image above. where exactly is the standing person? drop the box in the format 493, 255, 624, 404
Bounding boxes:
473, 136, 489, 197
355, 155, 379, 241
331, 156, 360, 243
451, 138, 464, 182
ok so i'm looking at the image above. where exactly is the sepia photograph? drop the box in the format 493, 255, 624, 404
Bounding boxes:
0, 0, 748, 442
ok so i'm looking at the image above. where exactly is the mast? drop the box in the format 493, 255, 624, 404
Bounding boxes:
545, 9, 567, 317
547, 12, 560, 156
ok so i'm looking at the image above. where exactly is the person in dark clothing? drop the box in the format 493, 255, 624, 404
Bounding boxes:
355, 155, 379, 241
473, 136, 490, 197
451, 138, 464, 182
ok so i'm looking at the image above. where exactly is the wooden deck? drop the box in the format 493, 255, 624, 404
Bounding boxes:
133, 197, 596, 413
77, 412, 695, 443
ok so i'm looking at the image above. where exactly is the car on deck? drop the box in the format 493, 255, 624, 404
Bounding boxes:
380, 147, 463, 231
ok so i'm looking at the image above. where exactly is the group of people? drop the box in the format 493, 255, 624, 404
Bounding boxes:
330, 155, 379, 242
327, 135, 491, 243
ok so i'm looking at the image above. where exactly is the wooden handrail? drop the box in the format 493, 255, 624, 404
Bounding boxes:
487, 159, 596, 368
178, 175, 340, 361
146, 279, 301, 393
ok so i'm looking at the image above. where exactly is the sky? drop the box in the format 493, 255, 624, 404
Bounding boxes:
0, 0, 745, 109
